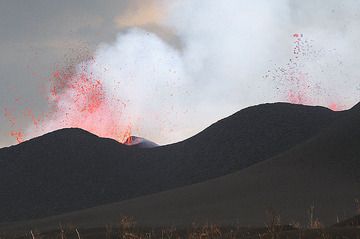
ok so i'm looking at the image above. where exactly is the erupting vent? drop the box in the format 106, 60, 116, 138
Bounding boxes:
4, 59, 133, 144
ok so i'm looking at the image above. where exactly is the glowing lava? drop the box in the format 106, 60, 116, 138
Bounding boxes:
285, 33, 314, 105
328, 102, 346, 111
10, 131, 24, 144
265, 33, 345, 110
4, 60, 133, 144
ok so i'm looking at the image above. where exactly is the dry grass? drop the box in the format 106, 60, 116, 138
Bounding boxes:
2, 210, 360, 239
2, 219, 360, 239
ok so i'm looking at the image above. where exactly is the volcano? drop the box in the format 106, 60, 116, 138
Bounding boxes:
0, 102, 358, 229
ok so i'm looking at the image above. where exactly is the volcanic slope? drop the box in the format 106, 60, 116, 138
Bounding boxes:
0, 103, 340, 222
2, 102, 359, 232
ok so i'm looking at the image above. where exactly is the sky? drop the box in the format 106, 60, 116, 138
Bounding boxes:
0, 0, 359, 147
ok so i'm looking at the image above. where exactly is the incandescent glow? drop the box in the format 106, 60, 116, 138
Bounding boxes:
266, 33, 347, 111
46, 64, 132, 143
10, 131, 24, 144
5, 59, 133, 144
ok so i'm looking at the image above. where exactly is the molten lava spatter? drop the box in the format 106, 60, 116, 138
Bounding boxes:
265, 33, 345, 111
3, 108, 16, 126
123, 136, 158, 148
4, 60, 133, 144
10, 131, 24, 144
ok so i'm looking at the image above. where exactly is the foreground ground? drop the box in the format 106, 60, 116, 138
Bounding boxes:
2, 224, 360, 239
3, 215, 360, 239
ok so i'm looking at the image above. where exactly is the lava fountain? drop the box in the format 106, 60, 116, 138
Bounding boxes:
265, 33, 346, 111
5, 59, 133, 144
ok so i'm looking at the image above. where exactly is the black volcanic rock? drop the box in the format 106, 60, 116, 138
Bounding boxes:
97, 101, 358, 227
3, 101, 358, 231
0, 103, 343, 222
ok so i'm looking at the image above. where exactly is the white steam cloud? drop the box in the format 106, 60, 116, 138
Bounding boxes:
33, 0, 360, 145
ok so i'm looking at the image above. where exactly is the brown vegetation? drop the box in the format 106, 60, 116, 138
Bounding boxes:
2, 213, 360, 239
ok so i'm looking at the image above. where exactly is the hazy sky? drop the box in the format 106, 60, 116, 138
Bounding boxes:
1, 0, 359, 147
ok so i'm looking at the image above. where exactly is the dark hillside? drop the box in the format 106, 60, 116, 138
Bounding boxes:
0, 103, 340, 222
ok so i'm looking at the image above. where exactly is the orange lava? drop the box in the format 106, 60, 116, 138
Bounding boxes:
3, 108, 16, 126
266, 33, 344, 110
4, 60, 133, 144
328, 103, 338, 111
328, 102, 346, 111
10, 131, 24, 144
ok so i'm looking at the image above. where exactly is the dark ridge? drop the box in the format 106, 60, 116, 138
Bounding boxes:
350, 101, 360, 111
0, 103, 341, 222
2, 101, 359, 231
5, 100, 359, 230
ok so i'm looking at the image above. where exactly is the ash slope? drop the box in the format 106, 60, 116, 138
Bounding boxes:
94, 102, 358, 227
0, 103, 340, 222
2, 102, 359, 232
